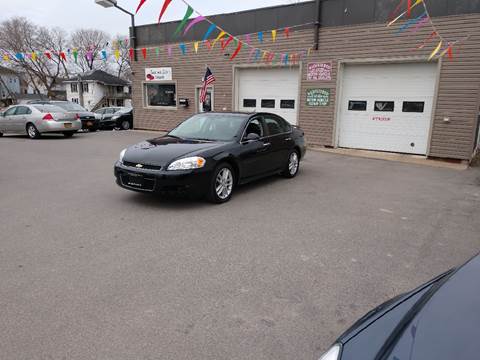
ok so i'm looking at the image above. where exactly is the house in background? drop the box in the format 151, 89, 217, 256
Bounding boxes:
0, 66, 21, 107
64, 70, 131, 111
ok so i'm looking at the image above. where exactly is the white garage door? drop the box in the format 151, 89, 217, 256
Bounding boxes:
236, 67, 299, 125
337, 63, 438, 155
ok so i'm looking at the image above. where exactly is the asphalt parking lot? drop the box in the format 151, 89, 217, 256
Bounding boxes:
1, 130, 479, 360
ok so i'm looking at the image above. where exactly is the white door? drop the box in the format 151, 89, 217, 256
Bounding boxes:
337, 63, 437, 155
236, 67, 299, 125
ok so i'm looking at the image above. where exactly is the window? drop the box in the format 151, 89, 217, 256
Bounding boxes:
403, 101, 425, 113
71, 84, 78, 93
244, 118, 264, 138
261, 99, 275, 108
117, 86, 124, 93
243, 99, 256, 108
280, 100, 295, 109
374, 101, 394, 112
4, 107, 17, 116
348, 101, 367, 111
82, 83, 89, 93
264, 115, 288, 136
145, 83, 176, 107
71, 98, 79, 104
16, 106, 32, 115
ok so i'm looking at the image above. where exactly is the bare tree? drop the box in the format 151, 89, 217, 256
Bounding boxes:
110, 36, 131, 80
0, 17, 69, 98
69, 29, 110, 73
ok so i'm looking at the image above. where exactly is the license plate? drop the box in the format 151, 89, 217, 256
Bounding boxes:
127, 173, 144, 188
87, 121, 93, 126
64, 123, 72, 129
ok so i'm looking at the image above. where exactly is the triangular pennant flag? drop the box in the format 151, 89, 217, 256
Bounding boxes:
184, 16, 206, 36
248, 47, 256, 61
173, 6, 194, 37
115, 49, 120, 61
142, 48, 147, 59
407, 0, 412, 17
439, 43, 454, 60
410, 14, 429, 33
212, 31, 226, 48
60, 51, 67, 61
167, 45, 172, 57
271, 30, 277, 42
428, 40, 442, 60
155, 47, 160, 57
230, 41, 242, 61
31, 52, 37, 61
179, 43, 186, 55
129, 48, 134, 60
284, 54, 289, 65
245, 34, 251, 45
158, 0, 173, 23
254, 49, 261, 61
222, 35, 234, 50
202, 24, 217, 42
284, 27, 290, 38
101, 50, 107, 61
73, 49, 78, 63
2, 54, 10, 62
258, 32, 263, 43
15, 53, 24, 60
44, 51, 52, 60
194, 41, 199, 53
135, 0, 148, 14
417, 31, 437, 49
396, 11, 427, 34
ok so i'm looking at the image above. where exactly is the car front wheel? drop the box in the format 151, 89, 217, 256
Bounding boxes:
207, 163, 235, 203
281, 150, 300, 178
27, 124, 41, 139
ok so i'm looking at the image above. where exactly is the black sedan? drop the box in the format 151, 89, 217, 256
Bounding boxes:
114, 112, 306, 203
318, 253, 480, 360
100, 107, 133, 130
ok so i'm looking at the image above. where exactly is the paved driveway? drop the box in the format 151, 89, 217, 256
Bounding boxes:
1, 131, 479, 360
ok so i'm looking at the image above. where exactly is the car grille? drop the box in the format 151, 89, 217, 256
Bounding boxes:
123, 161, 162, 171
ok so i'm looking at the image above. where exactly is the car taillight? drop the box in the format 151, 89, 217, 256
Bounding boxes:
43, 113, 54, 120
75, 113, 80, 120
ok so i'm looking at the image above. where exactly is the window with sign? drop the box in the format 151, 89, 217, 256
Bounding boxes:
403, 101, 425, 113
144, 83, 177, 108
348, 101, 367, 111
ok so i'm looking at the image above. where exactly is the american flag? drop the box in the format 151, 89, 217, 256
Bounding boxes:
200, 67, 215, 103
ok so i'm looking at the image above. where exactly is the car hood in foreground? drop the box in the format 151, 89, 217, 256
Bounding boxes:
123, 136, 223, 167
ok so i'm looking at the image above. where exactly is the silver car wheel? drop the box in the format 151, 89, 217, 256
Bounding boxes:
215, 168, 233, 200
288, 152, 299, 175
121, 120, 130, 130
27, 125, 37, 139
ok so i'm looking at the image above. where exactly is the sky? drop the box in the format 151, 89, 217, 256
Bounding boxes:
0, 0, 308, 36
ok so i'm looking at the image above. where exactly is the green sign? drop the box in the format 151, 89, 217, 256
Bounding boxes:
306, 88, 330, 107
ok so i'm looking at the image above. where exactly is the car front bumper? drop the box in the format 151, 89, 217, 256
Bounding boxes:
37, 120, 82, 133
114, 161, 212, 196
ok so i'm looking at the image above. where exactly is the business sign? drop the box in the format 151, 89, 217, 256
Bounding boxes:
307, 62, 332, 81
306, 88, 330, 107
145, 67, 172, 81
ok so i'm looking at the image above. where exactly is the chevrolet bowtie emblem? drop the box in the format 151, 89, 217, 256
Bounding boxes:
135, 164, 144, 168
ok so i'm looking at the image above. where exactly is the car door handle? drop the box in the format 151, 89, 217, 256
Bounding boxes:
263, 142, 271, 147
284, 137, 292, 141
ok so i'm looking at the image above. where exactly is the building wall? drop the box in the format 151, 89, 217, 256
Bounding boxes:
132, 13, 480, 160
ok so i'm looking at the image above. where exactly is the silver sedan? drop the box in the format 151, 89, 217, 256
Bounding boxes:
0, 104, 82, 139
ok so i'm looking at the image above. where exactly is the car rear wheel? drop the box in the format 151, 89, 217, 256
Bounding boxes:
120, 120, 131, 130
0, 132, 3, 137
281, 150, 300, 178
207, 163, 235, 203
26, 123, 41, 139
63, 132, 74, 138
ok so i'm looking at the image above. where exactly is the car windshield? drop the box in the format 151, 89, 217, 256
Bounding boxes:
54, 102, 87, 112
168, 113, 247, 141
32, 105, 67, 113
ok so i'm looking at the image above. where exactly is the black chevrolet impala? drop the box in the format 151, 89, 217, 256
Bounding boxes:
114, 112, 306, 203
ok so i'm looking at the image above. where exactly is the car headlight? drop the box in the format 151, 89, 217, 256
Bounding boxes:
318, 344, 341, 360
167, 156, 206, 171
119, 148, 126, 163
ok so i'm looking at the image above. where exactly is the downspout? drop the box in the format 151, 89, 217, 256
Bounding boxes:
314, 0, 322, 50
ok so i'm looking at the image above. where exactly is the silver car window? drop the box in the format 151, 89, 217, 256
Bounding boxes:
16, 106, 32, 115
32, 105, 67, 113
4, 107, 18, 116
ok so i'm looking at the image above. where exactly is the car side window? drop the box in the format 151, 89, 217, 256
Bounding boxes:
106, 108, 115, 114
263, 115, 285, 136
244, 118, 264, 139
4, 107, 18, 116
96, 109, 105, 115
16, 106, 31, 115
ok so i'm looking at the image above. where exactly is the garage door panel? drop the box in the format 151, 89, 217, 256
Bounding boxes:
237, 67, 299, 125
338, 63, 437, 155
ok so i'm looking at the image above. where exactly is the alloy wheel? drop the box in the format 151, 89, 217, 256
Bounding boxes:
215, 168, 233, 200
288, 152, 299, 175
27, 125, 37, 139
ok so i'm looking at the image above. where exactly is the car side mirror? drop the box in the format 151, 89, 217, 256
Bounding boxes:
244, 133, 260, 142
